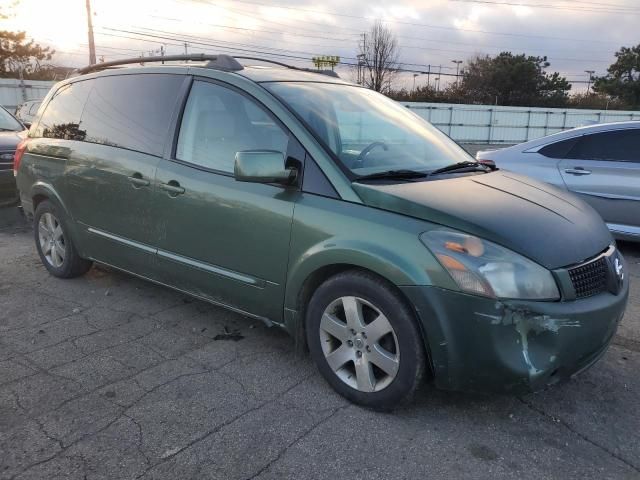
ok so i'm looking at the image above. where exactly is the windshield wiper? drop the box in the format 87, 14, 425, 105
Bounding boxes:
355, 169, 428, 181
429, 160, 492, 176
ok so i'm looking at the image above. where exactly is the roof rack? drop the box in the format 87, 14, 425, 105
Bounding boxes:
233, 57, 340, 77
76, 54, 243, 75
75, 53, 340, 78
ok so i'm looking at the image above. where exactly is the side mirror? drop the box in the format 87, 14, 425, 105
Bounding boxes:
234, 150, 297, 185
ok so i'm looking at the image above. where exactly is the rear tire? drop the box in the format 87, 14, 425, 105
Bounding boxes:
34, 200, 92, 278
306, 270, 426, 410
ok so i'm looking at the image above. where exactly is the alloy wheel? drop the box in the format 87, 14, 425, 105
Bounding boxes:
319, 296, 400, 392
38, 212, 66, 268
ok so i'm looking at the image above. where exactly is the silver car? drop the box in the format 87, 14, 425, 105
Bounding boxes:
476, 121, 640, 242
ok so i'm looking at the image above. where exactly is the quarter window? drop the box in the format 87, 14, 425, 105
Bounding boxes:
538, 137, 579, 159
566, 129, 640, 161
35, 80, 92, 140
80, 74, 183, 157
176, 81, 289, 173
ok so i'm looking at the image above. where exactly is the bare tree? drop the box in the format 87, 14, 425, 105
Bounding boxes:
358, 20, 399, 93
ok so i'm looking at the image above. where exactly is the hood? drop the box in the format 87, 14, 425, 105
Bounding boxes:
353, 171, 612, 270
0, 130, 26, 150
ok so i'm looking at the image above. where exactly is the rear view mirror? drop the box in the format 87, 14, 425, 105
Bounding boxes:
234, 150, 297, 185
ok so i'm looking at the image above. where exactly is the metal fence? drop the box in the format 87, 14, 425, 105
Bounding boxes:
401, 102, 640, 145
0, 79, 55, 113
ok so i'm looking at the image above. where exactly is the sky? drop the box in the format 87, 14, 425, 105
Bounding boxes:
3, 0, 639, 92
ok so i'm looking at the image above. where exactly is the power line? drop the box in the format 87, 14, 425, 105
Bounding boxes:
172, 0, 621, 56
96, 26, 603, 84
447, 0, 640, 14
187, 0, 630, 45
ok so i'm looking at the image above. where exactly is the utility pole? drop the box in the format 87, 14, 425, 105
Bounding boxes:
160, 45, 165, 64
412, 73, 418, 94
585, 70, 595, 94
85, 0, 96, 65
452, 60, 462, 86
426, 65, 431, 88
436, 65, 442, 92
184, 42, 189, 55
356, 54, 365, 86
358, 33, 367, 86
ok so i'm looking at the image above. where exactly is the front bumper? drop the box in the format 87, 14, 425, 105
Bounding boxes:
401, 276, 628, 394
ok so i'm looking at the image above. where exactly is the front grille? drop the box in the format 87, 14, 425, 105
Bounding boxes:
568, 255, 609, 298
0, 150, 15, 171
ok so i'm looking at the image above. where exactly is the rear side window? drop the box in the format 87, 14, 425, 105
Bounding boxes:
34, 80, 92, 140
566, 129, 640, 161
538, 137, 579, 159
80, 74, 183, 157
176, 80, 289, 173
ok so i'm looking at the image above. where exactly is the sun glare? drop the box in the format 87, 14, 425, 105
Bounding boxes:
6, 0, 88, 51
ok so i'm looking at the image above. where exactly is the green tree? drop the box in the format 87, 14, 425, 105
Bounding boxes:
0, 30, 54, 79
594, 44, 640, 109
460, 52, 570, 106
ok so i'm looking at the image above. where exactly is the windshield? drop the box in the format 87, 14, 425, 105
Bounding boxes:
0, 106, 23, 132
265, 82, 472, 177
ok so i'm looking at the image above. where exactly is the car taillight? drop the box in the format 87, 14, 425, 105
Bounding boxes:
13, 139, 28, 177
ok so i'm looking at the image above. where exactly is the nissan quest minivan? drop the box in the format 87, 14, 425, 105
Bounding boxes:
15, 55, 629, 409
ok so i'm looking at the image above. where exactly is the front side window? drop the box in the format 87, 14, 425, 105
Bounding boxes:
567, 129, 640, 161
80, 74, 183, 157
265, 82, 471, 176
34, 80, 92, 140
176, 81, 289, 173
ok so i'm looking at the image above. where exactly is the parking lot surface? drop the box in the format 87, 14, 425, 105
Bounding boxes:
1, 206, 639, 480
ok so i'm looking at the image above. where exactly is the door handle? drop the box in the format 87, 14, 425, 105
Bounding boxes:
564, 168, 592, 175
160, 180, 185, 196
128, 173, 150, 188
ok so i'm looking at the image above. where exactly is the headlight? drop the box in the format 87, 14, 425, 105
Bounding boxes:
421, 230, 559, 300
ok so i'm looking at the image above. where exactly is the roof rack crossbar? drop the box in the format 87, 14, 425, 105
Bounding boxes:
76, 54, 243, 75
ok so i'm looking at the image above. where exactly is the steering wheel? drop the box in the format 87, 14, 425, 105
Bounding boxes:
353, 141, 388, 168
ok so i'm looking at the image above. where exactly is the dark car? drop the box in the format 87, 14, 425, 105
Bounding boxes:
14, 55, 629, 409
0, 106, 27, 205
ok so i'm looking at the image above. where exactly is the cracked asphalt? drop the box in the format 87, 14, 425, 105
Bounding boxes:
1, 205, 639, 480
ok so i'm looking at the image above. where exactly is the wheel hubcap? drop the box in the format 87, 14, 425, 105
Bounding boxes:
38, 213, 66, 268
319, 296, 400, 393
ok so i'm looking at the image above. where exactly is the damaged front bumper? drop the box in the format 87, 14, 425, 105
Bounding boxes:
401, 278, 628, 394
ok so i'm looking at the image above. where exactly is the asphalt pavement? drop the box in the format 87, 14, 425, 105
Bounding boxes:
1, 206, 639, 480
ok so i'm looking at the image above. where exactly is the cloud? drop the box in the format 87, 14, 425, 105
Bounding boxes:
6, 0, 638, 91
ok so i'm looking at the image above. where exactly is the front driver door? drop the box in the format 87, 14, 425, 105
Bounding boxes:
558, 128, 640, 233
153, 79, 302, 322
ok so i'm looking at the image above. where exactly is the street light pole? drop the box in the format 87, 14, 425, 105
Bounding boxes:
85, 0, 96, 65
585, 70, 595, 94
412, 73, 418, 94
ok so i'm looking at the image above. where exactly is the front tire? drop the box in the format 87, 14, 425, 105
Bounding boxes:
306, 270, 426, 410
34, 200, 92, 278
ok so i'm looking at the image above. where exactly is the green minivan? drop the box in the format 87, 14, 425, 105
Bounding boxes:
15, 55, 629, 409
